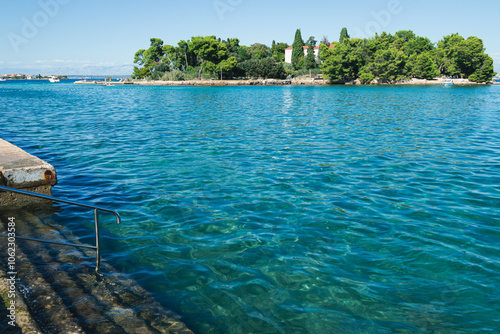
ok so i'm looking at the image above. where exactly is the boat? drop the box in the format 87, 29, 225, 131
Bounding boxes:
0, 78, 6, 82
442, 78, 454, 87
48, 76, 60, 83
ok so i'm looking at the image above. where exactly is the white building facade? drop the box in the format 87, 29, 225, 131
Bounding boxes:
284, 45, 334, 64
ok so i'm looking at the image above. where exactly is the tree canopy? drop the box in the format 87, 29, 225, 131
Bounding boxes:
132, 38, 165, 79
304, 36, 318, 70
291, 29, 305, 69
132, 35, 287, 80
339, 28, 350, 44
320, 30, 496, 82
132, 29, 495, 83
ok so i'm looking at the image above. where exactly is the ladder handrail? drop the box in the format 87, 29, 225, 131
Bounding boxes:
0, 185, 120, 274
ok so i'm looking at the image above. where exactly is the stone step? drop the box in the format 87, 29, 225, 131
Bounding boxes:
0, 210, 193, 333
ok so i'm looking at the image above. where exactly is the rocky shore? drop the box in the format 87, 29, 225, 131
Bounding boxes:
75, 77, 493, 87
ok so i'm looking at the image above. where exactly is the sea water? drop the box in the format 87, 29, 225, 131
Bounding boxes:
1, 81, 499, 333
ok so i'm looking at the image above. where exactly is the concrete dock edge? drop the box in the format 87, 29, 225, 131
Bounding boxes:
0, 139, 57, 209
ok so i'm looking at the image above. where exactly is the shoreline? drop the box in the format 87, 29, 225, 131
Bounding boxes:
74, 77, 496, 87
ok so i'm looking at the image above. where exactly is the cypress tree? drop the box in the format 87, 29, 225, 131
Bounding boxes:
339, 27, 350, 44
305, 37, 317, 70
305, 45, 316, 70
291, 29, 305, 69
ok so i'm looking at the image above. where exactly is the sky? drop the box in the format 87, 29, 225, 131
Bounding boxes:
1, 0, 499, 75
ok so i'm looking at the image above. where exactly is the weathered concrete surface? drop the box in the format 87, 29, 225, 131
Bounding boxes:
0, 139, 56, 208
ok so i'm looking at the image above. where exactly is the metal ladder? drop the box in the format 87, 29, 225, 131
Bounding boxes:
0, 185, 121, 274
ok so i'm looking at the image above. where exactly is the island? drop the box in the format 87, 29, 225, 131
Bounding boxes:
121, 28, 495, 85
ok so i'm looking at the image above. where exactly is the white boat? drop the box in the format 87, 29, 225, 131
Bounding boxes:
49, 76, 60, 83
0, 78, 6, 82
442, 78, 454, 87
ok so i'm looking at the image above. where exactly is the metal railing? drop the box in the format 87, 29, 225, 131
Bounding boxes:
0, 185, 121, 274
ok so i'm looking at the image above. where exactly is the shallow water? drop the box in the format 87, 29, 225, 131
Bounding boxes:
1, 81, 500, 333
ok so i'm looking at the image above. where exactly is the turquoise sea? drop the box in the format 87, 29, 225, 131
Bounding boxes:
1, 80, 500, 333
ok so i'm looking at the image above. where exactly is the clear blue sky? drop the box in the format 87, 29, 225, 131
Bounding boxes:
1, 0, 499, 75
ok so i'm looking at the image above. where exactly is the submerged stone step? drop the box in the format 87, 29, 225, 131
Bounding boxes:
0, 265, 42, 333
0, 210, 193, 333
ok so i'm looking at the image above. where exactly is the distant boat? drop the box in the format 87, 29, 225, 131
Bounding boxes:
48, 76, 60, 83
442, 78, 454, 87
0, 78, 6, 82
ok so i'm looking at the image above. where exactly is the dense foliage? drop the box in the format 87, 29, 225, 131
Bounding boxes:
304, 36, 318, 70
132, 36, 288, 80
133, 29, 495, 82
339, 28, 350, 44
291, 29, 305, 70
320, 30, 496, 82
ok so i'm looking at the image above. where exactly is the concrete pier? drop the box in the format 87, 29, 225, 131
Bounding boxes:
0, 139, 57, 208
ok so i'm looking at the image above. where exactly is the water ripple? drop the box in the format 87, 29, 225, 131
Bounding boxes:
1, 82, 500, 333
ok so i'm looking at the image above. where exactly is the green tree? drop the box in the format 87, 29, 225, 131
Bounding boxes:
456, 36, 487, 77
362, 48, 408, 81
188, 36, 229, 79
223, 38, 241, 59
132, 49, 146, 78
272, 42, 289, 62
469, 56, 496, 82
238, 59, 261, 78
409, 52, 440, 79
150, 62, 171, 80
392, 30, 434, 56
237, 45, 252, 62
306, 36, 317, 47
177, 39, 195, 69
238, 58, 285, 79
304, 36, 317, 70
436, 33, 464, 77
162, 45, 182, 70
249, 43, 270, 59
320, 38, 365, 81
339, 27, 350, 44
217, 56, 238, 79
358, 67, 375, 83
435, 34, 492, 79
291, 29, 305, 69
261, 57, 286, 79
132, 38, 165, 78
372, 32, 396, 51
406, 36, 434, 54
147, 38, 165, 63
